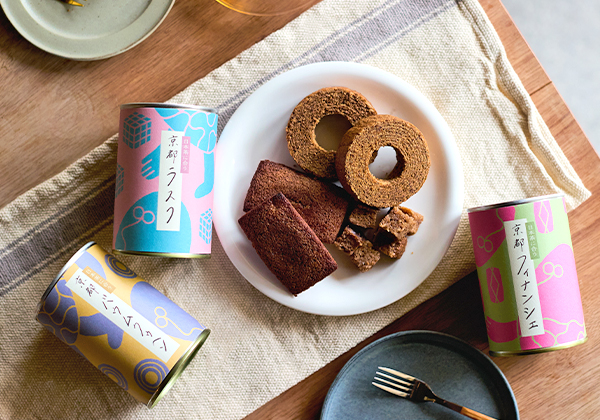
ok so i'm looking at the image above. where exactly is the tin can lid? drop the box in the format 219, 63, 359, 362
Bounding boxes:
466, 193, 565, 214
147, 329, 211, 409
120, 102, 218, 115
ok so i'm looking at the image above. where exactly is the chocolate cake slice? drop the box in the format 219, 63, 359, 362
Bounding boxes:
243, 160, 351, 243
238, 193, 337, 296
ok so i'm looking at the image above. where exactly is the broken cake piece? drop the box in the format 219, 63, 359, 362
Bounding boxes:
334, 226, 380, 272
243, 160, 351, 243
374, 232, 408, 259
379, 206, 423, 239
238, 193, 337, 296
350, 241, 381, 272
348, 203, 379, 229
374, 206, 423, 259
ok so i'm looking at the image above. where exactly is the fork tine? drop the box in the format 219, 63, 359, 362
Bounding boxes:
372, 382, 409, 398
375, 371, 413, 387
379, 367, 416, 382
373, 376, 412, 392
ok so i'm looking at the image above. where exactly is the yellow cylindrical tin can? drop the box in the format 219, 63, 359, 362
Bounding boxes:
36, 242, 210, 407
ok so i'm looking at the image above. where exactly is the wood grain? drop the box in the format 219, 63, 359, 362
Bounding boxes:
491, 81, 600, 420
245, 272, 488, 420
244, 1, 600, 420
0, 0, 319, 210
1, 0, 598, 419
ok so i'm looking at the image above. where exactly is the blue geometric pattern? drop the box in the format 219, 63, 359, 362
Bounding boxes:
115, 192, 192, 253
115, 164, 124, 198
141, 145, 160, 180
37, 278, 124, 350
199, 210, 212, 244
155, 108, 218, 199
122, 112, 152, 149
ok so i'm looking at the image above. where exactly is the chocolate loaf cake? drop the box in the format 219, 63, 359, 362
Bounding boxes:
243, 160, 351, 243
238, 193, 337, 296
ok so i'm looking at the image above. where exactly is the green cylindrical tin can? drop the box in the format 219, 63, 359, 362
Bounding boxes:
468, 194, 586, 356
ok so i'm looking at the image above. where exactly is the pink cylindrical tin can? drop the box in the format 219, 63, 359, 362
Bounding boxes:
468, 194, 586, 356
113, 103, 218, 258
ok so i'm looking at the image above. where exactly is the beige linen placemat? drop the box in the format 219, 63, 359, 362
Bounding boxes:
0, 0, 590, 419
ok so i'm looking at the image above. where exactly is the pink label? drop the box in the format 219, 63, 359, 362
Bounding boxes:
519, 244, 585, 350
486, 317, 518, 343
181, 136, 191, 174
470, 197, 585, 353
468, 206, 515, 267
113, 107, 218, 255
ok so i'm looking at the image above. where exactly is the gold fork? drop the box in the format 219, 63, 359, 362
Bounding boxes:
373, 367, 499, 420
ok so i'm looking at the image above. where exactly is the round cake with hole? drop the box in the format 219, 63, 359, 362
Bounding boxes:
286, 87, 377, 180
335, 114, 430, 208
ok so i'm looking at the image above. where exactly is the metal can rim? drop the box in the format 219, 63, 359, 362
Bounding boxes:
147, 328, 211, 408
34, 241, 96, 318
489, 335, 587, 357
467, 193, 565, 214
113, 249, 211, 259
120, 102, 218, 115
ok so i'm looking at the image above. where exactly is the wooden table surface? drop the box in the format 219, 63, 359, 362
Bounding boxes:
1, 0, 599, 419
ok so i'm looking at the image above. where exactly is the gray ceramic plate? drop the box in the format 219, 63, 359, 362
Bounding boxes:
0, 0, 174, 60
321, 331, 519, 420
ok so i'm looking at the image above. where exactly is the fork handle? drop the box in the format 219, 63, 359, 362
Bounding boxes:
439, 400, 498, 420
459, 406, 498, 420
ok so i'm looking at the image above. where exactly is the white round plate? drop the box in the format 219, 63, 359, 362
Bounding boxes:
0, 0, 173, 60
213, 62, 463, 316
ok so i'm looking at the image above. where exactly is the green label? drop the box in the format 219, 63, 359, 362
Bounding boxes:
526, 221, 540, 259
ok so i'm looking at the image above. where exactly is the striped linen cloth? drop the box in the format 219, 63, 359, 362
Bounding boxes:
0, 0, 589, 419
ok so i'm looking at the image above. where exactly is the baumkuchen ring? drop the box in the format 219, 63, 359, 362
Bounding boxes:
286, 87, 377, 179
335, 114, 430, 208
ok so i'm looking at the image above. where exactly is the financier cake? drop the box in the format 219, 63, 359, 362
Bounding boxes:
243, 160, 351, 243
286, 87, 377, 180
335, 114, 430, 208
238, 193, 337, 296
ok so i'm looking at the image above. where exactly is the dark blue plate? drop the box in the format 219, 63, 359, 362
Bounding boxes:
321, 331, 519, 420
